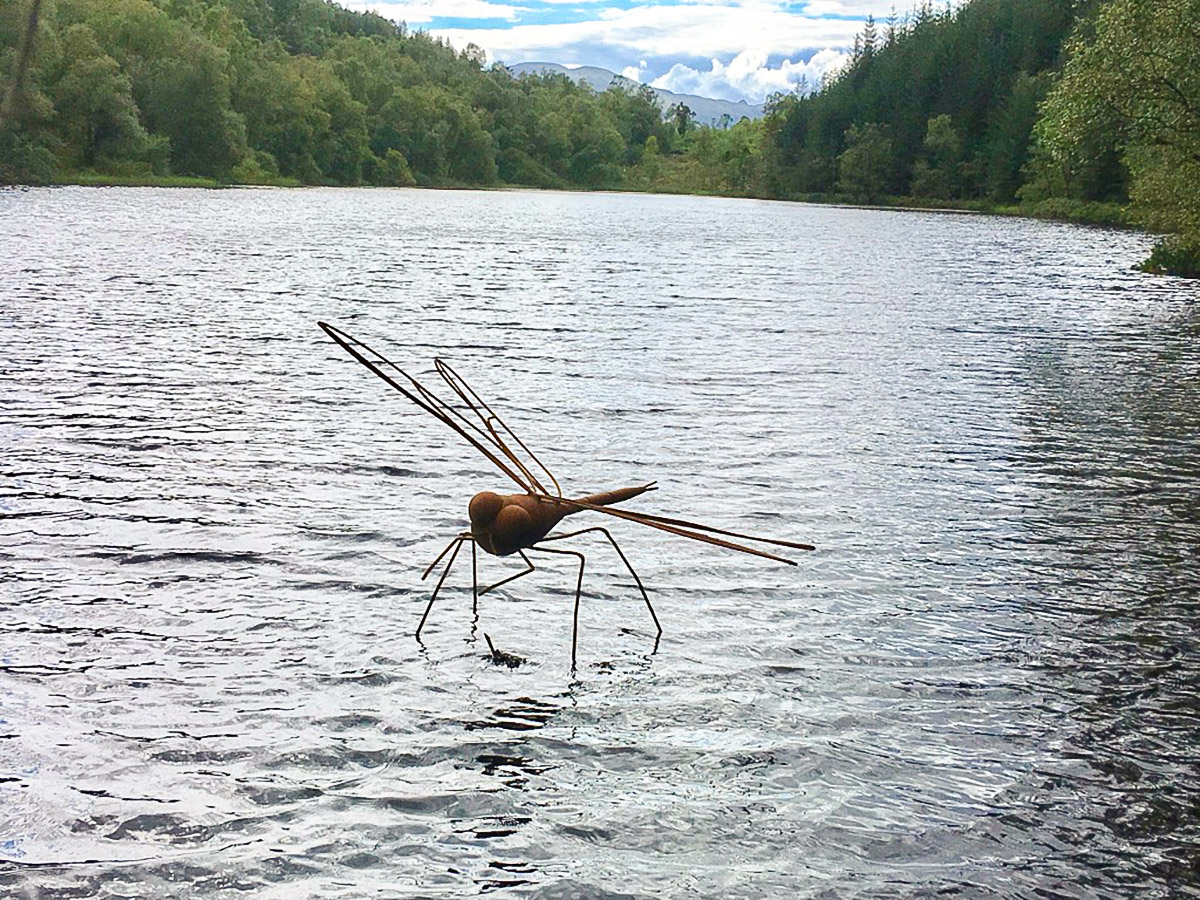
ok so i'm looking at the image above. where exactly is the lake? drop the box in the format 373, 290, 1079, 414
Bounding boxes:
2, 186, 1199, 898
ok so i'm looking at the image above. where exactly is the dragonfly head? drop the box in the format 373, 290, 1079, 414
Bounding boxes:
469, 491, 504, 528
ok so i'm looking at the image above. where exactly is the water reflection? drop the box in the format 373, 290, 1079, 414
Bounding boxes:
465, 696, 563, 733
1008, 298, 1200, 888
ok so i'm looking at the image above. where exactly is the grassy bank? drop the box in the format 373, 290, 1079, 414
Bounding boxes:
58, 171, 222, 188
51, 171, 304, 188
621, 152, 1135, 230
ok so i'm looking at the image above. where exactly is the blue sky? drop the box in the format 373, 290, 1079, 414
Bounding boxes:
342, 0, 912, 103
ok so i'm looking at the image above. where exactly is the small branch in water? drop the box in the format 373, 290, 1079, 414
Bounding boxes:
484, 633, 525, 668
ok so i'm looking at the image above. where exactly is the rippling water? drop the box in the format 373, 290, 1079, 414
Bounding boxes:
2, 186, 1199, 898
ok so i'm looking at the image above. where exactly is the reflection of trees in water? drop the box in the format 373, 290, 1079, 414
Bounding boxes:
1012, 309, 1200, 886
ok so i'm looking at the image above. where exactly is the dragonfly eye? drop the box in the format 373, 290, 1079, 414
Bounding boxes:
469, 491, 503, 526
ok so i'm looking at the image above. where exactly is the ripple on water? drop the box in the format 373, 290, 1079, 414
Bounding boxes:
1, 187, 1199, 898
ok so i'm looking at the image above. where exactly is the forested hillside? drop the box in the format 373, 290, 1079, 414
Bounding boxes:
1, 0, 1197, 274
0, 0, 673, 188
764, 0, 1086, 203
753, 0, 1198, 275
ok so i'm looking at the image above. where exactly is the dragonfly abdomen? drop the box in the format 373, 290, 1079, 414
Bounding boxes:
573, 482, 656, 509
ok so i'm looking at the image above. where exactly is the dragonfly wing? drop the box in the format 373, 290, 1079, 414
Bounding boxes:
608, 508, 815, 553
434, 358, 562, 497
319, 321, 533, 493
549, 495, 814, 565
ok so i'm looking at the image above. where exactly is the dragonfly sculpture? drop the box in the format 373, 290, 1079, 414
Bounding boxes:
319, 321, 814, 666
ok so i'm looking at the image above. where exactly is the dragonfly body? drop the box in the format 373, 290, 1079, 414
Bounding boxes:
318, 321, 814, 668
469, 485, 654, 556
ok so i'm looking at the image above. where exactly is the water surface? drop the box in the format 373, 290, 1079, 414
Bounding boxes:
2, 186, 1199, 898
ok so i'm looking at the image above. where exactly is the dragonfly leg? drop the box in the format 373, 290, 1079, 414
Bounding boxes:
479, 549, 535, 596
416, 533, 470, 641
422, 532, 471, 581
531, 545, 586, 670
540, 527, 661, 637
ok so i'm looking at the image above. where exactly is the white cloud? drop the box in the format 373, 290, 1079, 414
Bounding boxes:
343, 0, 884, 101
436, 4, 860, 61
353, 0, 519, 24
651, 47, 847, 102
800, 0, 897, 13
803, 0, 967, 16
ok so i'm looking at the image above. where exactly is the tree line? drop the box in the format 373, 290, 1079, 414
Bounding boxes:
1, 0, 1197, 275
747, 0, 1197, 274
0, 0, 675, 188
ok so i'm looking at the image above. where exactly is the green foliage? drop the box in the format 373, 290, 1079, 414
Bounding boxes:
1, 2, 60, 183
139, 45, 247, 177
601, 83, 670, 162
1029, 0, 1199, 272
562, 96, 623, 187
61, 170, 220, 186
375, 147, 415, 186
747, 0, 1196, 271
372, 84, 495, 184
764, 0, 1077, 201
669, 102, 694, 135
911, 114, 962, 199
1140, 235, 1200, 279
983, 71, 1050, 201
48, 24, 161, 170
1022, 196, 1130, 227
837, 123, 892, 201
625, 118, 772, 198
0, 0, 671, 188
0, 121, 58, 181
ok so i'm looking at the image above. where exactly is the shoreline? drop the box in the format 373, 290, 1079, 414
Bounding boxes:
8, 173, 1138, 235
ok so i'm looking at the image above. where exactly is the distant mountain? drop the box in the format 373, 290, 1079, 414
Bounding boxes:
507, 62, 765, 127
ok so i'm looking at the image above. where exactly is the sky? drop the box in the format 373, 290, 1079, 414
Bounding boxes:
340, 0, 913, 104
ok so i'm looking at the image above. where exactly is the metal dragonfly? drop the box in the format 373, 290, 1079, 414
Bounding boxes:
319, 321, 814, 666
